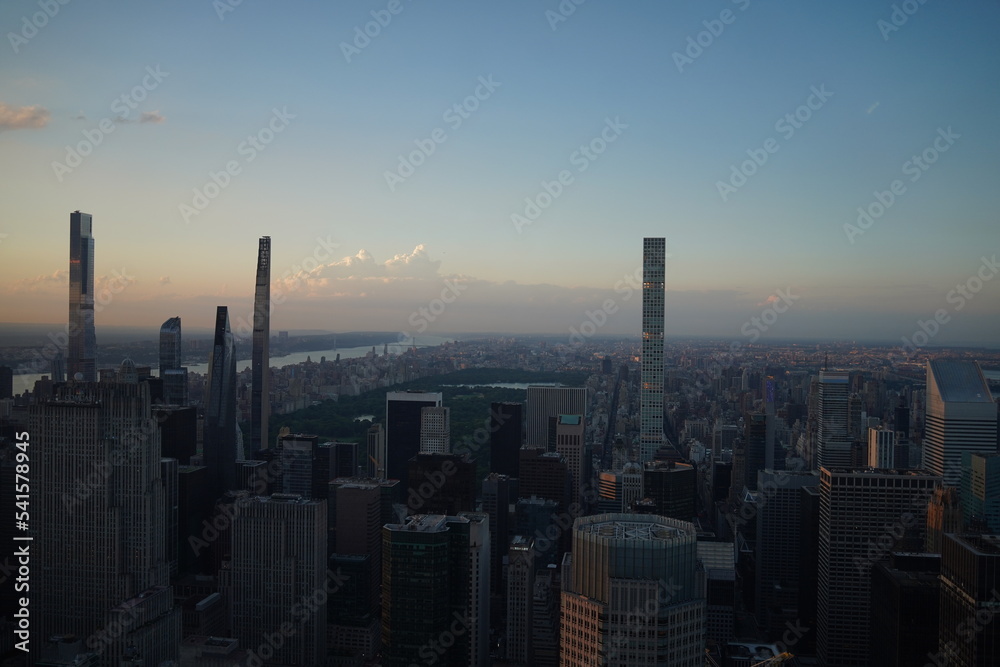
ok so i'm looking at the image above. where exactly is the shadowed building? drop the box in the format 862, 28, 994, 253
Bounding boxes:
68, 210, 97, 381
250, 236, 270, 456
640, 237, 666, 463
204, 306, 239, 498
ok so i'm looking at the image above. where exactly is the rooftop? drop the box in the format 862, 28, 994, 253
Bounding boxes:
929, 359, 993, 403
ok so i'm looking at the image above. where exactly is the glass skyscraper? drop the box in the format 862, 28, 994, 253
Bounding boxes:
640, 237, 665, 462
68, 210, 96, 381
251, 236, 271, 456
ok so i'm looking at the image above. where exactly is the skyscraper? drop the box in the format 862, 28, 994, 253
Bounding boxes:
228, 494, 327, 665
382, 513, 490, 667
505, 535, 535, 665
640, 236, 665, 463
816, 370, 851, 469
68, 210, 96, 381
754, 469, 819, 640
817, 467, 940, 667
32, 380, 180, 664
419, 405, 451, 454
923, 359, 998, 486
867, 425, 897, 468
560, 513, 705, 666
553, 414, 589, 508
525, 386, 586, 449
490, 401, 522, 477
159, 316, 188, 405
204, 306, 238, 497
386, 390, 442, 482
938, 534, 1000, 666
250, 236, 271, 456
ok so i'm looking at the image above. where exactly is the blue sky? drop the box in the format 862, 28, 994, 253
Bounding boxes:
1, 0, 998, 345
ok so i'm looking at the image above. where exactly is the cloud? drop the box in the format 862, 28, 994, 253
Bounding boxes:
0, 102, 50, 130
9, 270, 67, 291
317, 245, 442, 280
158, 276, 171, 286
757, 294, 781, 306
139, 111, 165, 124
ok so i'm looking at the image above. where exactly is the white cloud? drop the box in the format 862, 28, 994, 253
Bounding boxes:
0, 102, 50, 130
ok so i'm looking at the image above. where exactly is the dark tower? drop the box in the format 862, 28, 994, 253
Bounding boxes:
251, 236, 271, 456
68, 210, 96, 381
205, 306, 237, 497
490, 401, 522, 477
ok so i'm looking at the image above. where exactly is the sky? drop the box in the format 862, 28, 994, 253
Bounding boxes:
1, 0, 998, 347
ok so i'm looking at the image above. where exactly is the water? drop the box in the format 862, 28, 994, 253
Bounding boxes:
12, 335, 454, 394
442, 382, 562, 390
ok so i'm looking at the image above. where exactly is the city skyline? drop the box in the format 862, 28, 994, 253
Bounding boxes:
1, 2, 999, 346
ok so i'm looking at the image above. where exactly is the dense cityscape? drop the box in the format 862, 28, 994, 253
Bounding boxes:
0, 219, 998, 666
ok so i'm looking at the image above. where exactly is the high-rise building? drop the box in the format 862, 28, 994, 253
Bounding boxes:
640, 236, 666, 463
961, 451, 1000, 532
867, 425, 897, 468
328, 478, 384, 659
754, 469, 819, 640
923, 359, 998, 486
381, 513, 490, 667
367, 422, 386, 478
518, 447, 571, 509
67, 210, 96, 381
204, 306, 239, 497
938, 534, 1000, 667
698, 540, 736, 646
490, 401, 522, 477
553, 414, 589, 508
159, 316, 188, 405
228, 494, 326, 666
482, 473, 518, 601
506, 535, 535, 665
386, 390, 442, 482
817, 467, 940, 667
643, 460, 696, 521
0, 365, 12, 399
925, 485, 962, 553
816, 370, 851, 469
419, 405, 451, 454
32, 380, 180, 664
250, 236, 271, 457
597, 464, 642, 513
560, 513, 705, 666
525, 386, 586, 449
406, 452, 475, 515
869, 552, 941, 667
279, 433, 319, 497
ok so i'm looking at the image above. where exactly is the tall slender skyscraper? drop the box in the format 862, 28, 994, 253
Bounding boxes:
923, 359, 998, 486
205, 306, 238, 496
386, 390, 442, 482
68, 210, 96, 381
490, 401, 523, 477
251, 236, 271, 456
640, 237, 665, 462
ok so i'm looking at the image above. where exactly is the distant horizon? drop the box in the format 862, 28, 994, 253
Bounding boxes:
1, 321, 999, 352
